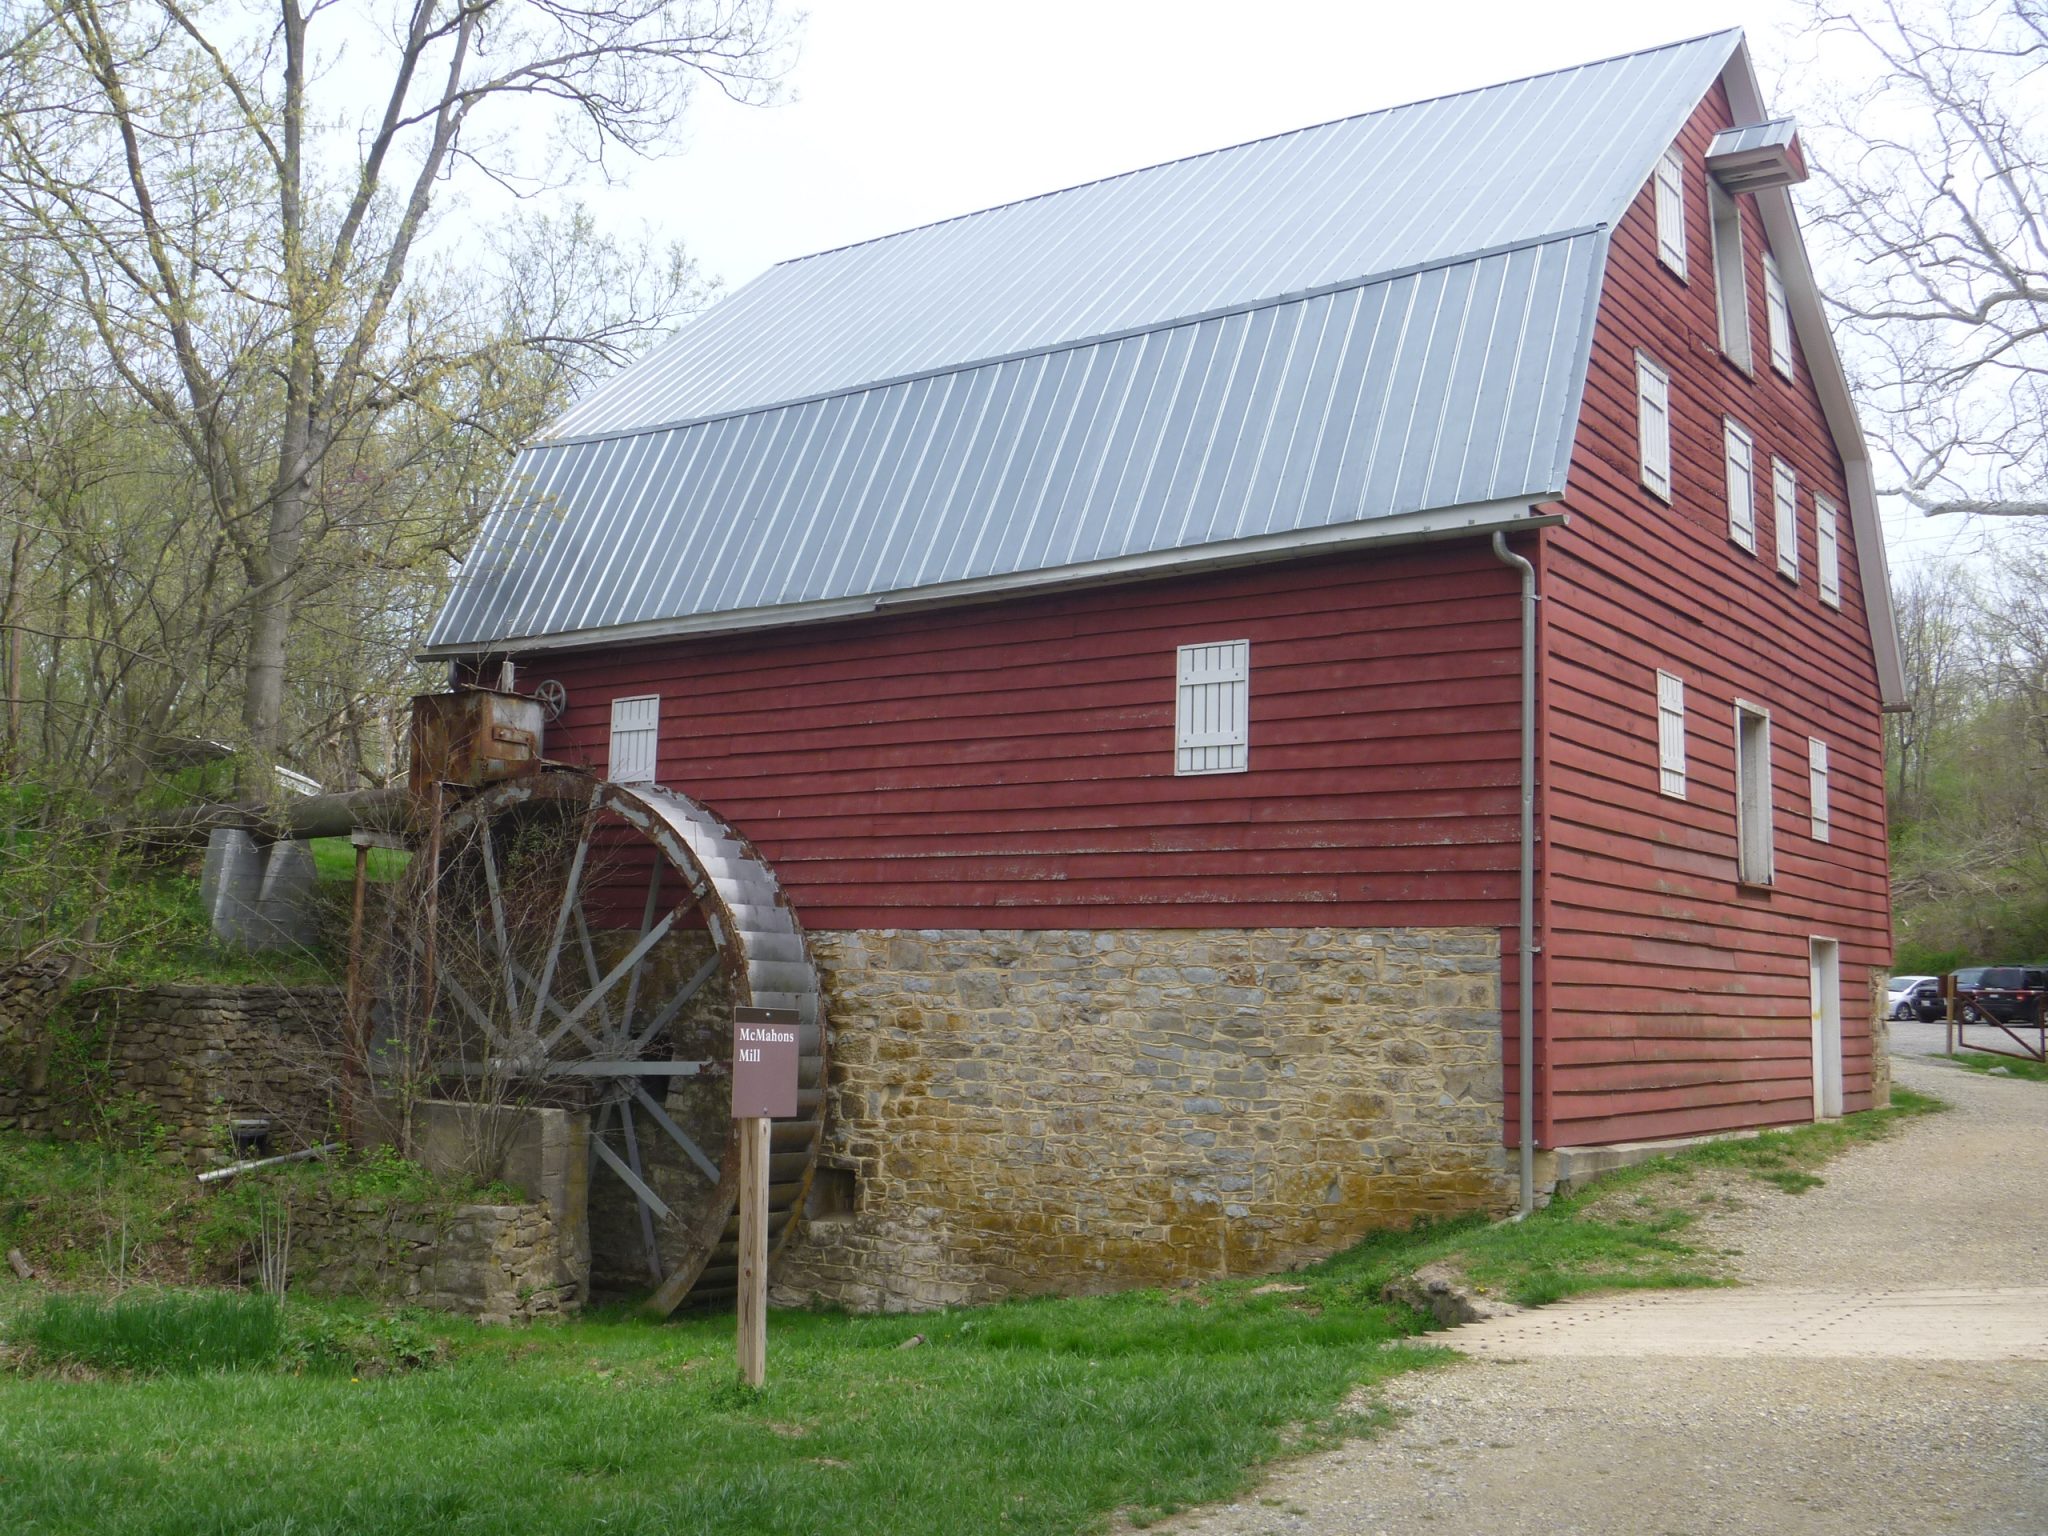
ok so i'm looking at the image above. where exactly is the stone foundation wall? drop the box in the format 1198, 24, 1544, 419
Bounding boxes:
0, 972, 339, 1166
1869, 972, 1893, 1109
288, 1191, 578, 1323
774, 926, 1509, 1313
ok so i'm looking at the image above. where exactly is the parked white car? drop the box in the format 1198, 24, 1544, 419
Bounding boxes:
1887, 974, 1938, 1020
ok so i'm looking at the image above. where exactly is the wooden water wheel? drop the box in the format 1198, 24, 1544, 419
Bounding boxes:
378, 769, 825, 1313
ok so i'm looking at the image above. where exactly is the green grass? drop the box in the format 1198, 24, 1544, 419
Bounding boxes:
308, 836, 410, 883
0, 1282, 1435, 1535
19, 1290, 284, 1374
80, 867, 336, 988
1306, 1086, 1946, 1309
1945, 1050, 2048, 1082
0, 1135, 511, 1289
0, 1088, 1945, 1535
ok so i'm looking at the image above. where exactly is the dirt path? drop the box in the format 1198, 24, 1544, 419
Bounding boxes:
1167, 1055, 2048, 1536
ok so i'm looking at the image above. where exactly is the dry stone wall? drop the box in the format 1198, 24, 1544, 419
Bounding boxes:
774, 926, 1509, 1313
288, 1191, 578, 1323
0, 973, 339, 1165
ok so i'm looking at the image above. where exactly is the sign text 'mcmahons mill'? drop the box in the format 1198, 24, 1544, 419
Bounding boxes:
736, 1023, 797, 1063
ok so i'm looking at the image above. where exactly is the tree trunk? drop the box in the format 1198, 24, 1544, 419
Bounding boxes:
241, 426, 316, 796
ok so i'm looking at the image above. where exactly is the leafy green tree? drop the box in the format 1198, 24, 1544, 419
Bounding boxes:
0, 0, 784, 790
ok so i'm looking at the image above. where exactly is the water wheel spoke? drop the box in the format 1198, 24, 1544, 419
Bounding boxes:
629, 1082, 721, 1183
571, 902, 616, 1041
537, 907, 681, 1056
542, 1059, 716, 1077
435, 966, 513, 1056
591, 1129, 674, 1223
506, 958, 609, 1058
527, 789, 601, 1037
618, 1097, 664, 1281
624, 952, 721, 1059
617, 859, 664, 1042
477, 825, 522, 1023
588, 1099, 617, 1169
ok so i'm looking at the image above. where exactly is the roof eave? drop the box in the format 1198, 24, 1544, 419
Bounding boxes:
1719, 42, 1909, 712
421, 498, 1561, 661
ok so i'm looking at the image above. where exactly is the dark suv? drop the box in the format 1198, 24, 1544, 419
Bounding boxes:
1954, 966, 2048, 1026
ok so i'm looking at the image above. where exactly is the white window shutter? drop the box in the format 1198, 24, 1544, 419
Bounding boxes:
1736, 704, 1775, 885
1764, 251, 1793, 378
1809, 736, 1831, 842
608, 694, 660, 785
1655, 148, 1687, 277
1724, 420, 1755, 551
1176, 640, 1250, 775
1657, 671, 1687, 799
1816, 498, 1841, 608
1774, 460, 1798, 580
1637, 354, 1671, 501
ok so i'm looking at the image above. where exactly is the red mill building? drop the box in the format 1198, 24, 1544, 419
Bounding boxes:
420, 29, 1902, 1311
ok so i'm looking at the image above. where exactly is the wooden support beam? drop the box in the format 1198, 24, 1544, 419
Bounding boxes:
736, 1115, 770, 1389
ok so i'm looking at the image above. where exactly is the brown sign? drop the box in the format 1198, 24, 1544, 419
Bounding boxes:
731, 1006, 800, 1119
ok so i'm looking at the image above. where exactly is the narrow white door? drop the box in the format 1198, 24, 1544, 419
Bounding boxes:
1810, 938, 1843, 1119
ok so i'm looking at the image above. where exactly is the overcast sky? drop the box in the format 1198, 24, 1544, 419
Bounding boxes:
565, 0, 1980, 574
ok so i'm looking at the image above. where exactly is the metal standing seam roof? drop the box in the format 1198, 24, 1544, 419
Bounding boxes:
1707, 119, 1798, 158
426, 30, 1745, 656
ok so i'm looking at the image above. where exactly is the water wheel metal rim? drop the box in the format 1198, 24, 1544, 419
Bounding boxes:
399, 769, 827, 1316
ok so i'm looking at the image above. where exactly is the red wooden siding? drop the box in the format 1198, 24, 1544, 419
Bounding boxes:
514, 546, 1526, 933
1538, 81, 1894, 1147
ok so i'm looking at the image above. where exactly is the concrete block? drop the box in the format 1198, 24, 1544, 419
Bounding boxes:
200, 828, 267, 947
372, 1098, 590, 1304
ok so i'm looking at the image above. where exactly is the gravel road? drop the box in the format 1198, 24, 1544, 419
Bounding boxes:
1165, 1053, 2048, 1536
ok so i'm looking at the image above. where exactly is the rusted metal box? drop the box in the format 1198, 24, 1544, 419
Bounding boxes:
408, 689, 544, 799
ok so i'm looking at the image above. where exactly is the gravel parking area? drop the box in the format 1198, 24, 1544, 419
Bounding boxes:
1166, 1055, 2048, 1536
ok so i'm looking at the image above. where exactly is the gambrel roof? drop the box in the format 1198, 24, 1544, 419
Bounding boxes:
424, 28, 1904, 709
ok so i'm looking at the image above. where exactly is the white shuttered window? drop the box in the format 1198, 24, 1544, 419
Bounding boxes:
1655, 148, 1687, 277
1816, 498, 1842, 608
1725, 419, 1756, 551
1773, 459, 1799, 580
1809, 736, 1831, 842
1176, 640, 1250, 775
1763, 251, 1794, 377
608, 694, 659, 785
1710, 185, 1752, 371
1657, 671, 1687, 799
1736, 702, 1775, 885
1637, 354, 1672, 501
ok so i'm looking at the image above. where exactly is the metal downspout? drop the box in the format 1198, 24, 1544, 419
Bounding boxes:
1491, 531, 1537, 1217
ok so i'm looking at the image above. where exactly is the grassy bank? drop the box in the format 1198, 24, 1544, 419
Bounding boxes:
0, 1135, 511, 1290
1946, 1050, 2048, 1083
0, 1089, 1943, 1535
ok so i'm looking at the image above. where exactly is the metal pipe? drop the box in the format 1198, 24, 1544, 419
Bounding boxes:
1491, 530, 1538, 1217
196, 1143, 340, 1184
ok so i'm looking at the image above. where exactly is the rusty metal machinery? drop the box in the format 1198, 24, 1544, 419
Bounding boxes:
376, 709, 826, 1313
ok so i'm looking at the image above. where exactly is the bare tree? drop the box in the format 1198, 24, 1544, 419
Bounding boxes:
1798, 0, 2048, 519
0, 0, 785, 789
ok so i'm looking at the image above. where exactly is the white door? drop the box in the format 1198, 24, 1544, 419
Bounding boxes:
1810, 938, 1843, 1119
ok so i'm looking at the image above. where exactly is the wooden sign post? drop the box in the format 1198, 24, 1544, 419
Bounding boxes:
732, 1005, 799, 1389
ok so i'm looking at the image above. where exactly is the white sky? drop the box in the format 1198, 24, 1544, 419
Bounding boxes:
564, 0, 1981, 576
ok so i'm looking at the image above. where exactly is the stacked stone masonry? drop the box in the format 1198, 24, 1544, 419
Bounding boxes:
0, 972, 338, 1166
773, 926, 1511, 1313
288, 1190, 579, 1323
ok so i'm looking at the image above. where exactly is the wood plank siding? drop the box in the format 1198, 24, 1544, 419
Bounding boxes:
514, 545, 1527, 934
1538, 81, 1893, 1146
